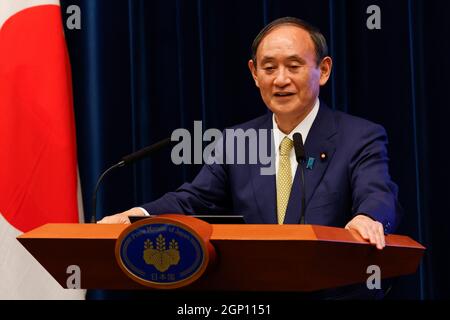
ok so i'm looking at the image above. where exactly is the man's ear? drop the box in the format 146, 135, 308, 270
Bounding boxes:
248, 59, 260, 88
318, 56, 333, 86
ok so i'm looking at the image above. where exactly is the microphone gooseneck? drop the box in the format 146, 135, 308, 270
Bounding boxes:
91, 137, 171, 223
293, 133, 306, 224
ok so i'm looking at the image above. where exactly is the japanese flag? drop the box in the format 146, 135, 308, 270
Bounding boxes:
0, 0, 85, 299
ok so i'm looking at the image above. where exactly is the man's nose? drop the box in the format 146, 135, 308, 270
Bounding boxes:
273, 68, 291, 87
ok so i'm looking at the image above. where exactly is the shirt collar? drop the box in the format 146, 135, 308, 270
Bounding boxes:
273, 98, 320, 153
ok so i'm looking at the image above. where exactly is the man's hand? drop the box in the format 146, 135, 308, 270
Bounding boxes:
97, 207, 145, 224
345, 214, 386, 250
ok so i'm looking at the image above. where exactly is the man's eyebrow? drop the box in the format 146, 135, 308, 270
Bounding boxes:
286, 55, 306, 63
259, 55, 307, 64
260, 56, 275, 64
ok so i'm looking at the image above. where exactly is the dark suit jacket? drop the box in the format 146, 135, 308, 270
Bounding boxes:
142, 102, 401, 234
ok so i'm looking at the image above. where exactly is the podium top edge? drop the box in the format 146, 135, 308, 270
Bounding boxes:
17, 223, 424, 250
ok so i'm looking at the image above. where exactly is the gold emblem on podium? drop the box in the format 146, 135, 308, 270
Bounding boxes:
143, 234, 180, 272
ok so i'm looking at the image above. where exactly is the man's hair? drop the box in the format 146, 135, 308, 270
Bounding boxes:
251, 17, 329, 66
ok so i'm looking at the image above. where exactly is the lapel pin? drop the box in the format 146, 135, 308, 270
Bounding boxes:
306, 157, 315, 170
320, 152, 327, 161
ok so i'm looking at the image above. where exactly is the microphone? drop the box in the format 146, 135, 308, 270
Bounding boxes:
91, 137, 172, 223
293, 132, 306, 162
121, 137, 171, 166
293, 133, 306, 224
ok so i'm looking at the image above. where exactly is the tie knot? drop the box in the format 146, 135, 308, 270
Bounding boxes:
279, 137, 293, 156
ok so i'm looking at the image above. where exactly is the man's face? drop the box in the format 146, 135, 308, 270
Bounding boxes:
249, 25, 332, 121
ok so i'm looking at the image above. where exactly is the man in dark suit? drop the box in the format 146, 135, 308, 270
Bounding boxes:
99, 17, 401, 253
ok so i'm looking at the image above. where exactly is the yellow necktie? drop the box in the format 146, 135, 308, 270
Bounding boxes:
277, 137, 293, 224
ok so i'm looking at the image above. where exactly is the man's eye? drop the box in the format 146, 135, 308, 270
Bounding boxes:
289, 65, 301, 69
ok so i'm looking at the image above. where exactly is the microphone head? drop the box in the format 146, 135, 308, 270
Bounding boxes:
121, 137, 171, 165
293, 132, 305, 162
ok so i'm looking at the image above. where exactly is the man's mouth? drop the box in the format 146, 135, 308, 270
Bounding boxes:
274, 92, 295, 97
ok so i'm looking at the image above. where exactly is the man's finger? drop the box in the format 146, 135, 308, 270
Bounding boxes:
97, 214, 128, 224
120, 215, 131, 224
97, 217, 107, 224
377, 223, 386, 248
372, 223, 385, 249
355, 224, 370, 240
367, 228, 377, 246
369, 223, 385, 249
373, 229, 383, 249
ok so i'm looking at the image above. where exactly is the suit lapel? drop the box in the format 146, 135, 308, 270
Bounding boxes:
283, 103, 337, 224
250, 114, 277, 223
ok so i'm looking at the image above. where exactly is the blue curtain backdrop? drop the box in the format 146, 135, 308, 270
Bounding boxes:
60, 0, 449, 299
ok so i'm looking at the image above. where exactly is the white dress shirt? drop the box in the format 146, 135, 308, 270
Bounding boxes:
272, 98, 320, 182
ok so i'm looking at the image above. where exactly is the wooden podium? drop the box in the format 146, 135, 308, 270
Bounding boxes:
17, 218, 424, 291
